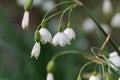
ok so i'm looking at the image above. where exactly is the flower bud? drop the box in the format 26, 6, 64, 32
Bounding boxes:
34, 30, 41, 42
47, 60, 55, 73
24, 0, 33, 11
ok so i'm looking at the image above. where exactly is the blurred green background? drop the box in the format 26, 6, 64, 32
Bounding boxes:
0, 0, 120, 80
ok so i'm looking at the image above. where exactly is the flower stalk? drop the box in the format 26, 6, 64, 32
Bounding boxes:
72, 0, 120, 55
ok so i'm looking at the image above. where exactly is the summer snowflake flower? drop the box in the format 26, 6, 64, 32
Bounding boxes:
64, 28, 76, 40
108, 51, 120, 67
31, 42, 41, 59
89, 75, 100, 80
21, 11, 29, 30
111, 13, 120, 27
52, 32, 70, 46
39, 28, 52, 44
46, 73, 54, 80
103, 0, 112, 15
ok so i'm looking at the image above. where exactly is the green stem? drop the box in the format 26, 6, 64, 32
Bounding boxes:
67, 9, 73, 28
51, 50, 80, 60
79, 62, 93, 75
99, 65, 104, 80
37, 10, 64, 30
51, 50, 106, 64
58, 4, 75, 32
37, 1, 73, 29
81, 5, 120, 55
43, 1, 73, 20
45, 10, 64, 21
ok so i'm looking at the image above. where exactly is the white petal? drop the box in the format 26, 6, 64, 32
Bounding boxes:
109, 51, 118, 57
58, 33, 70, 46
89, 75, 100, 80
111, 13, 120, 27
109, 51, 120, 67
64, 28, 76, 40
52, 32, 60, 46
39, 28, 52, 44
22, 11, 29, 30
103, 0, 112, 15
46, 73, 54, 80
52, 32, 70, 46
31, 42, 41, 59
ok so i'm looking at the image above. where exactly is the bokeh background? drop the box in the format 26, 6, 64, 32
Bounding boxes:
0, 0, 120, 80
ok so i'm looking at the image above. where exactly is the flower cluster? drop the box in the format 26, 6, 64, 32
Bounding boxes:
31, 27, 76, 59
20, 0, 120, 80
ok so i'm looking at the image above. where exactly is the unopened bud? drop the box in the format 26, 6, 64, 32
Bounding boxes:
47, 60, 55, 73
34, 30, 40, 42
24, 0, 33, 11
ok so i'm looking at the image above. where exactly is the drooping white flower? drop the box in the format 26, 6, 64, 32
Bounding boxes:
46, 73, 54, 80
39, 28, 52, 44
21, 11, 29, 30
111, 13, 120, 27
103, 0, 112, 15
64, 28, 76, 40
108, 51, 120, 67
31, 42, 41, 59
89, 75, 100, 80
82, 18, 96, 32
52, 32, 70, 46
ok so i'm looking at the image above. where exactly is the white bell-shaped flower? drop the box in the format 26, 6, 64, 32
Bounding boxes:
39, 28, 52, 44
21, 11, 29, 30
31, 42, 41, 59
108, 51, 120, 67
46, 73, 54, 80
52, 32, 70, 46
111, 13, 120, 27
103, 0, 112, 15
64, 28, 76, 40
89, 75, 100, 80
